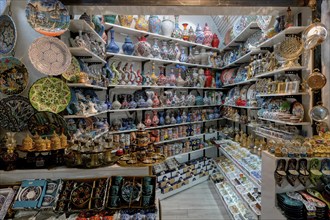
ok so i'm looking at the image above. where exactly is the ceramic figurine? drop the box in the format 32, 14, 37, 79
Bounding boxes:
144, 113, 152, 127
135, 15, 148, 31
161, 16, 174, 37
182, 23, 189, 41
151, 38, 161, 58
168, 42, 176, 61
195, 24, 204, 44
187, 113, 192, 122
122, 35, 134, 55
203, 23, 213, 46
149, 15, 161, 34
152, 111, 159, 126
174, 43, 181, 61
152, 92, 160, 107
204, 69, 212, 87
188, 46, 195, 64
118, 15, 134, 27
78, 102, 87, 115
172, 15, 182, 39
179, 47, 187, 63
159, 112, 165, 125
106, 29, 120, 53
92, 15, 105, 37
110, 62, 119, 85
211, 34, 220, 48
112, 95, 122, 110
160, 40, 169, 60
135, 36, 152, 57
188, 26, 196, 42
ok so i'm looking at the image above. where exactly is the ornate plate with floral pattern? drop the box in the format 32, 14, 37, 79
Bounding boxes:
25, 0, 70, 37
62, 56, 81, 81
18, 186, 42, 201
0, 57, 29, 95
28, 36, 71, 76
28, 111, 68, 136
29, 77, 71, 113
0, 15, 17, 54
0, 95, 36, 132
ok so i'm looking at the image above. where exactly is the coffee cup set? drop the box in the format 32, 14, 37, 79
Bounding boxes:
161, 137, 205, 157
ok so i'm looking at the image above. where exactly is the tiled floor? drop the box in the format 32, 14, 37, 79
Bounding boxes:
160, 181, 231, 220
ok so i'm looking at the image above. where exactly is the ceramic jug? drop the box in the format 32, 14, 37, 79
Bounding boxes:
134, 36, 151, 57
118, 15, 133, 27
149, 15, 161, 34
203, 23, 213, 46
135, 15, 148, 31
122, 35, 134, 55
204, 69, 213, 87
106, 29, 119, 53
161, 16, 174, 37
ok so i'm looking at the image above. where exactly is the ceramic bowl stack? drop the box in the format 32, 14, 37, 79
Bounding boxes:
277, 193, 305, 220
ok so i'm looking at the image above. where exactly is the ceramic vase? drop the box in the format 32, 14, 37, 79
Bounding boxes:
203, 91, 210, 105
104, 15, 117, 24
159, 112, 165, 125
161, 16, 174, 37
152, 111, 159, 126
212, 34, 220, 48
112, 95, 122, 110
160, 40, 169, 60
171, 114, 177, 124
200, 48, 208, 65
179, 47, 187, 63
203, 23, 213, 46
194, 49, 201, 64
186, 92, 196, 106
106, 29, 119, 53
172, 15, 182, 39
134, 36, 151, 57
122, 35, 134, 55
135, 15, 148, 31
176, 70, 185, 87
182, 23, 189, 41
188, 26, 196, 42
174, 43, 181, 61
149, 15, 161, 34
215, 72, 221, 88
146, 91, 154, 108
169, 68, 176, 86
144, 113, 152, 127
176, 111, 182, 124
158, 67, 167, 86
195, 24, 204, 44
204, 69, 213, 87
152, 92, 160, 107
165, 111, 171, 124
188, 46, 195, 64
182, 111, 188, 122
128, 95, 137, 109
168, 42, 176, 61
118, 15, 133, 27
151, 38, 161, 58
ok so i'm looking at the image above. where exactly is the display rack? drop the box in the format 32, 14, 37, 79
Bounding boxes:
254, 66, 306, 78
69, 47, 107, 64
258, 117, 310, 126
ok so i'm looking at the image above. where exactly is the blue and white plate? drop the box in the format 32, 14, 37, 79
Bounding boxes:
0, 15, 17, 54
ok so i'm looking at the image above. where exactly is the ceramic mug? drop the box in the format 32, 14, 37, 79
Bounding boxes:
110, 196, 120, 207
113, 176, 123, 185
110, 185, 119, 196
143, 185, 153, 196
142, 195, 151, 207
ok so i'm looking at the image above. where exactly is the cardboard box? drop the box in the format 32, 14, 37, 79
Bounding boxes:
159, 178, 175, 188
157, 173, 172, 182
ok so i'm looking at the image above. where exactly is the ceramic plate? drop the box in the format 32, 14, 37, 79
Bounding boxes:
0, 57, 29, 95
28, 36, 71, 76
224, 26, 233, 46
25, 0, 70, 37
256, 15, 275, 32
29, 77, 71, 113
28, 111, 68, 137
0, 95, 36, 132
291, 101, 304, 121
0, 15, 17, 54
240, 85, 250, 101
247, 84, 256, 100
233, 16, 245, 37
62, 56, 81, 81
18, 186, 42, 201
0, 0, 7, 15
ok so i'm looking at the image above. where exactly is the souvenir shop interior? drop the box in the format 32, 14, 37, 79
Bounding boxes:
0, 0, 329, 219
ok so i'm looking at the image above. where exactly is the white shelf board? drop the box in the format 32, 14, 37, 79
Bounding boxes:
254, 131, 289, 141
64, 110, 109, 119
256, 92, 308, 97
104, 23, 221, 52
67, 83, 107, 90
258, 26, 306, 48
254, 66, 306, 78
69, 47, 107, 64
108, 84, 224, 90
211, 182, 235, 220
258, 117, 310, 126
223, 104, 260, 109
221, 49, 267, 69
154, 133, 205, 145
69, 20, 106, 44
222, 22, 260, 50
166, 145, 216, 160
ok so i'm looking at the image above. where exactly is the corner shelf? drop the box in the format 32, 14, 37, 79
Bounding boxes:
104, 23, 220, 52
258, 117, 310, 126
69, 47, 107, 64
69, 20, 106, 45
220, 49, 268, 69
254, 66, 307, 78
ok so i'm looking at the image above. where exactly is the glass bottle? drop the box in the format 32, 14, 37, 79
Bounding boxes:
182, 23, 189, 41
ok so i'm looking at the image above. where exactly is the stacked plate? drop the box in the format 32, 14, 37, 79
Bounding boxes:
277, 193, 305, 220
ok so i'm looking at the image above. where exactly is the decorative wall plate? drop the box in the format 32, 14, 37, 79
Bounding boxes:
0, 95, 36, 132
70, 183, 92, 207
240, 85, 250, 101
62, 56, 81, 81
233, 16, 245, 37
25, 0, 70, 37
28, 36, 71, 76
0, 15, 17, 54
29, 77, 71, 113
18, 186, 42, 201
256, 16, 275, 32
0, 57, 29, 95
247, 84, 256, 100
291, 101, 304, 121
28, 111, 68, 136
0, 0, 7, 15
